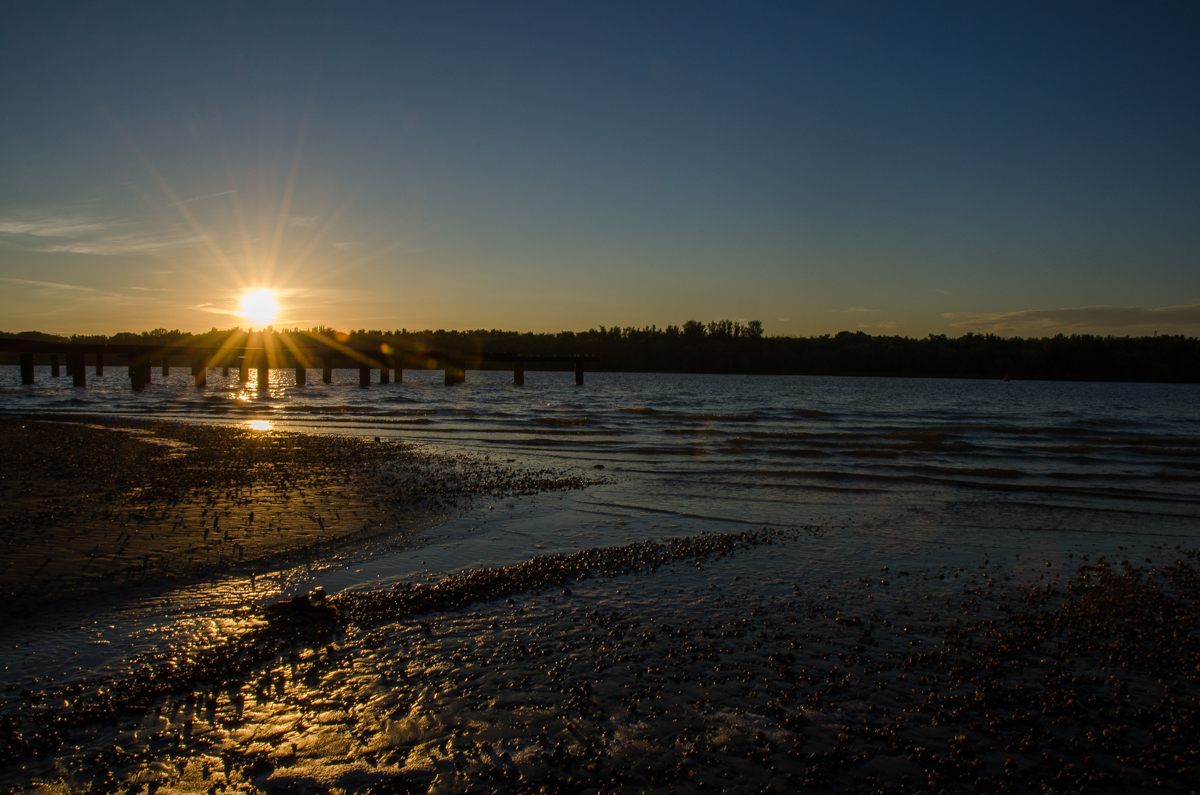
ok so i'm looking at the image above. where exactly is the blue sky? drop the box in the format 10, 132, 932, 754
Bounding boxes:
2, 1, 1198, 336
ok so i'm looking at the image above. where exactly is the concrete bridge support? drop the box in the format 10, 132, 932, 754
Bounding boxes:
70, 353, 86, 387
444, 359, 465, 386
129, 360, 151, 390
193, 354, 207, 387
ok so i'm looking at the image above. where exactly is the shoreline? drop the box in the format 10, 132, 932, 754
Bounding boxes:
0, 417, 596, 627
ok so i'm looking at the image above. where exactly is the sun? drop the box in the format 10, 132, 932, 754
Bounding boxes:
240, 289, 280, 326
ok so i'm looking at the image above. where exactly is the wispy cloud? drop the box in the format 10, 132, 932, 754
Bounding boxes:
195, 303, 243, 317
0, 211, 204, 255
945, 303, 1200, 332
831, 307, 878, 313
0, 276, 98, 292
178, 190, 237, 204
0, 277, 143, 309
0, 218, 106, 237
36, 234, 204, 255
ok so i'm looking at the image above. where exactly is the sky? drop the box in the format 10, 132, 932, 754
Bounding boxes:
1, 1, 1199, 338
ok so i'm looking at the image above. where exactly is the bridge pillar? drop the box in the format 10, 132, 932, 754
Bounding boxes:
130, 360, 151, 390
20, 353, 34, 384
514, 360, 524, 386
257, 356, 270, 392
359, 361, 371, 387
193, 354, 207, 387
575, 362, 584, 386
380, 357, 390, 385
95, 352, 104, 376
51, 354, 60, 378
295, 362, 306, 385
70, 353, 86, 387
162, 359, 170, 377
238, 358, 249, 383
323, 355, 333, 384
444, 359, 465, 386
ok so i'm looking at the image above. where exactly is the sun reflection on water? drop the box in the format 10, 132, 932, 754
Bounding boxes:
247, 419, 273, 432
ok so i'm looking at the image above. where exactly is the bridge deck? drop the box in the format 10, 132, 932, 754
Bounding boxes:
0, 338, 598, 388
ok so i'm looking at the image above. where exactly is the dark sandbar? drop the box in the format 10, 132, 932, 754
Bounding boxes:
0, 418, 594, 625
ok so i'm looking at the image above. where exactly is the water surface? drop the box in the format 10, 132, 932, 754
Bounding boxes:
1, 368, 1197, 686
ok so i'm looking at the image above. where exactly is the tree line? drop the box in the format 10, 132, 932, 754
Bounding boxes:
3, 322, 1199, 382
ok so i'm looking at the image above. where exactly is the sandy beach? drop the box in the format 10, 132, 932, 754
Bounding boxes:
1, 417, 1198, 794
0, 419, 595, 625
2, 530, 1198, 793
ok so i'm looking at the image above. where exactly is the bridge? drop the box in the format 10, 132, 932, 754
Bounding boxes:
0, 334, 598, 390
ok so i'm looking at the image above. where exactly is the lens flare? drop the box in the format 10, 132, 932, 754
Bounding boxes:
240, 289, 279, 326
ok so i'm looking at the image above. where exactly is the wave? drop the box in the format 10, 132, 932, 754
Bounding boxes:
874, 464, 1025, 479
1119, 445, 1200, 458
769, 448, 832, 458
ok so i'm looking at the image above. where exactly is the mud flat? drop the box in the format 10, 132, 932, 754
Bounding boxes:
0, 418, 596, 626
1, 524, 1199, 794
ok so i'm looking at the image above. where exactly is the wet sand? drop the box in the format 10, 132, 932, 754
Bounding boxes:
2, 419, 1199, 793
2, 530, 1199, 793
0, 419, 595, 626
